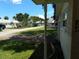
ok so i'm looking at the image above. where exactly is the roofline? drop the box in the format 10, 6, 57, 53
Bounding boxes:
32, 0, 68, 5
32, 0, 53, 5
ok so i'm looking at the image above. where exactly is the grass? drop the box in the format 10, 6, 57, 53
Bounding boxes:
0, 50, 33, 59
0, 26, 45, 59
0, 40, 36, 59
0, 26, 56, 59
18, 28, 57, 37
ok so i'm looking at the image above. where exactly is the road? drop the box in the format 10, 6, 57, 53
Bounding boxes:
0, 26, 43, 40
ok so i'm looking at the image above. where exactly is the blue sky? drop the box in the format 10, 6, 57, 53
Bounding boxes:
0, 0, 54, 20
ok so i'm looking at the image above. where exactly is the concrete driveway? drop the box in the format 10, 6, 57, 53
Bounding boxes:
0, 26, 43, 40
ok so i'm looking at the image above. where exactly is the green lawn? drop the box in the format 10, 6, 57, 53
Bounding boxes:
0, 50, 33, 59
18, 27, 56, 37
0, 40, 36, 59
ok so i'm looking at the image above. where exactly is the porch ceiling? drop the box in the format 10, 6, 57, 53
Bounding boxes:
32, 0, 68, 5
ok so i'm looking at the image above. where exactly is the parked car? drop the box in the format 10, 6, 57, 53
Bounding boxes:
0, 24, 6, 30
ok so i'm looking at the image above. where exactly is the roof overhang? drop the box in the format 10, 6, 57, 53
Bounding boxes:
32, 0, 68, 5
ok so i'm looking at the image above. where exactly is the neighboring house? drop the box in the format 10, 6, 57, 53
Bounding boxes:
28, 19, 34, 27
47, 17, 55, 27
36, 21, 44, 26
0, 19, 20, 28
35, 17, 55, 27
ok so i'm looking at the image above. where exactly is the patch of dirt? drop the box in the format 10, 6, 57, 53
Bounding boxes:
10, 35, 44, 43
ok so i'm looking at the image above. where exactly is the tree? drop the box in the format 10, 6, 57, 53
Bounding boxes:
30, 16, 40, 22
0, 17, 1, 19
13, 16, 16, 20
22, 13, 29, 26
30, 16, 44, 25
4, 16, 9, 20
14, 13, 29, 27
30, 16, 44, 22
15, 13, 24, 22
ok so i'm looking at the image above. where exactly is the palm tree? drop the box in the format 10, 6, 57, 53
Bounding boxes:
13, 16, 16, 20
4, 16, 9, 20
0, 17, 1, 19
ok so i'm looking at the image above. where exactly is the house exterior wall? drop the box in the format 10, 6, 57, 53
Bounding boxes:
57, 0, 73, 59
58, 0, 79, 59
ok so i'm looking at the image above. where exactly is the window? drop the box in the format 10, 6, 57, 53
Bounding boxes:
63, 13, 67, 26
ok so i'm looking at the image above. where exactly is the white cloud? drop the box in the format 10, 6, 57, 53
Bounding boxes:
36, 10, 54, 19
0, 0, 23, 4
37, 15, 44, 19
11, 0, 22, 4
37, 14, 53, 19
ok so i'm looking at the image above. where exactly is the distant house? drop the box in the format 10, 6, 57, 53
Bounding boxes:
35, 17, 55, 27
36, 21, 44, 26
47, 17, 55, 27
0, 19, 20, 28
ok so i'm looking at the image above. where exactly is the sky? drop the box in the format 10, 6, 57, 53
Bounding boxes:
0, 0, 54, 20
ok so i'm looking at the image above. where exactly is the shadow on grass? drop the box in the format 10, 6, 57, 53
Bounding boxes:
0, 29, 56, 55
0, 39, 36, 53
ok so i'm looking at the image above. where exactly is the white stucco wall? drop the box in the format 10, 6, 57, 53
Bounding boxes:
58, 2, 72, 59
